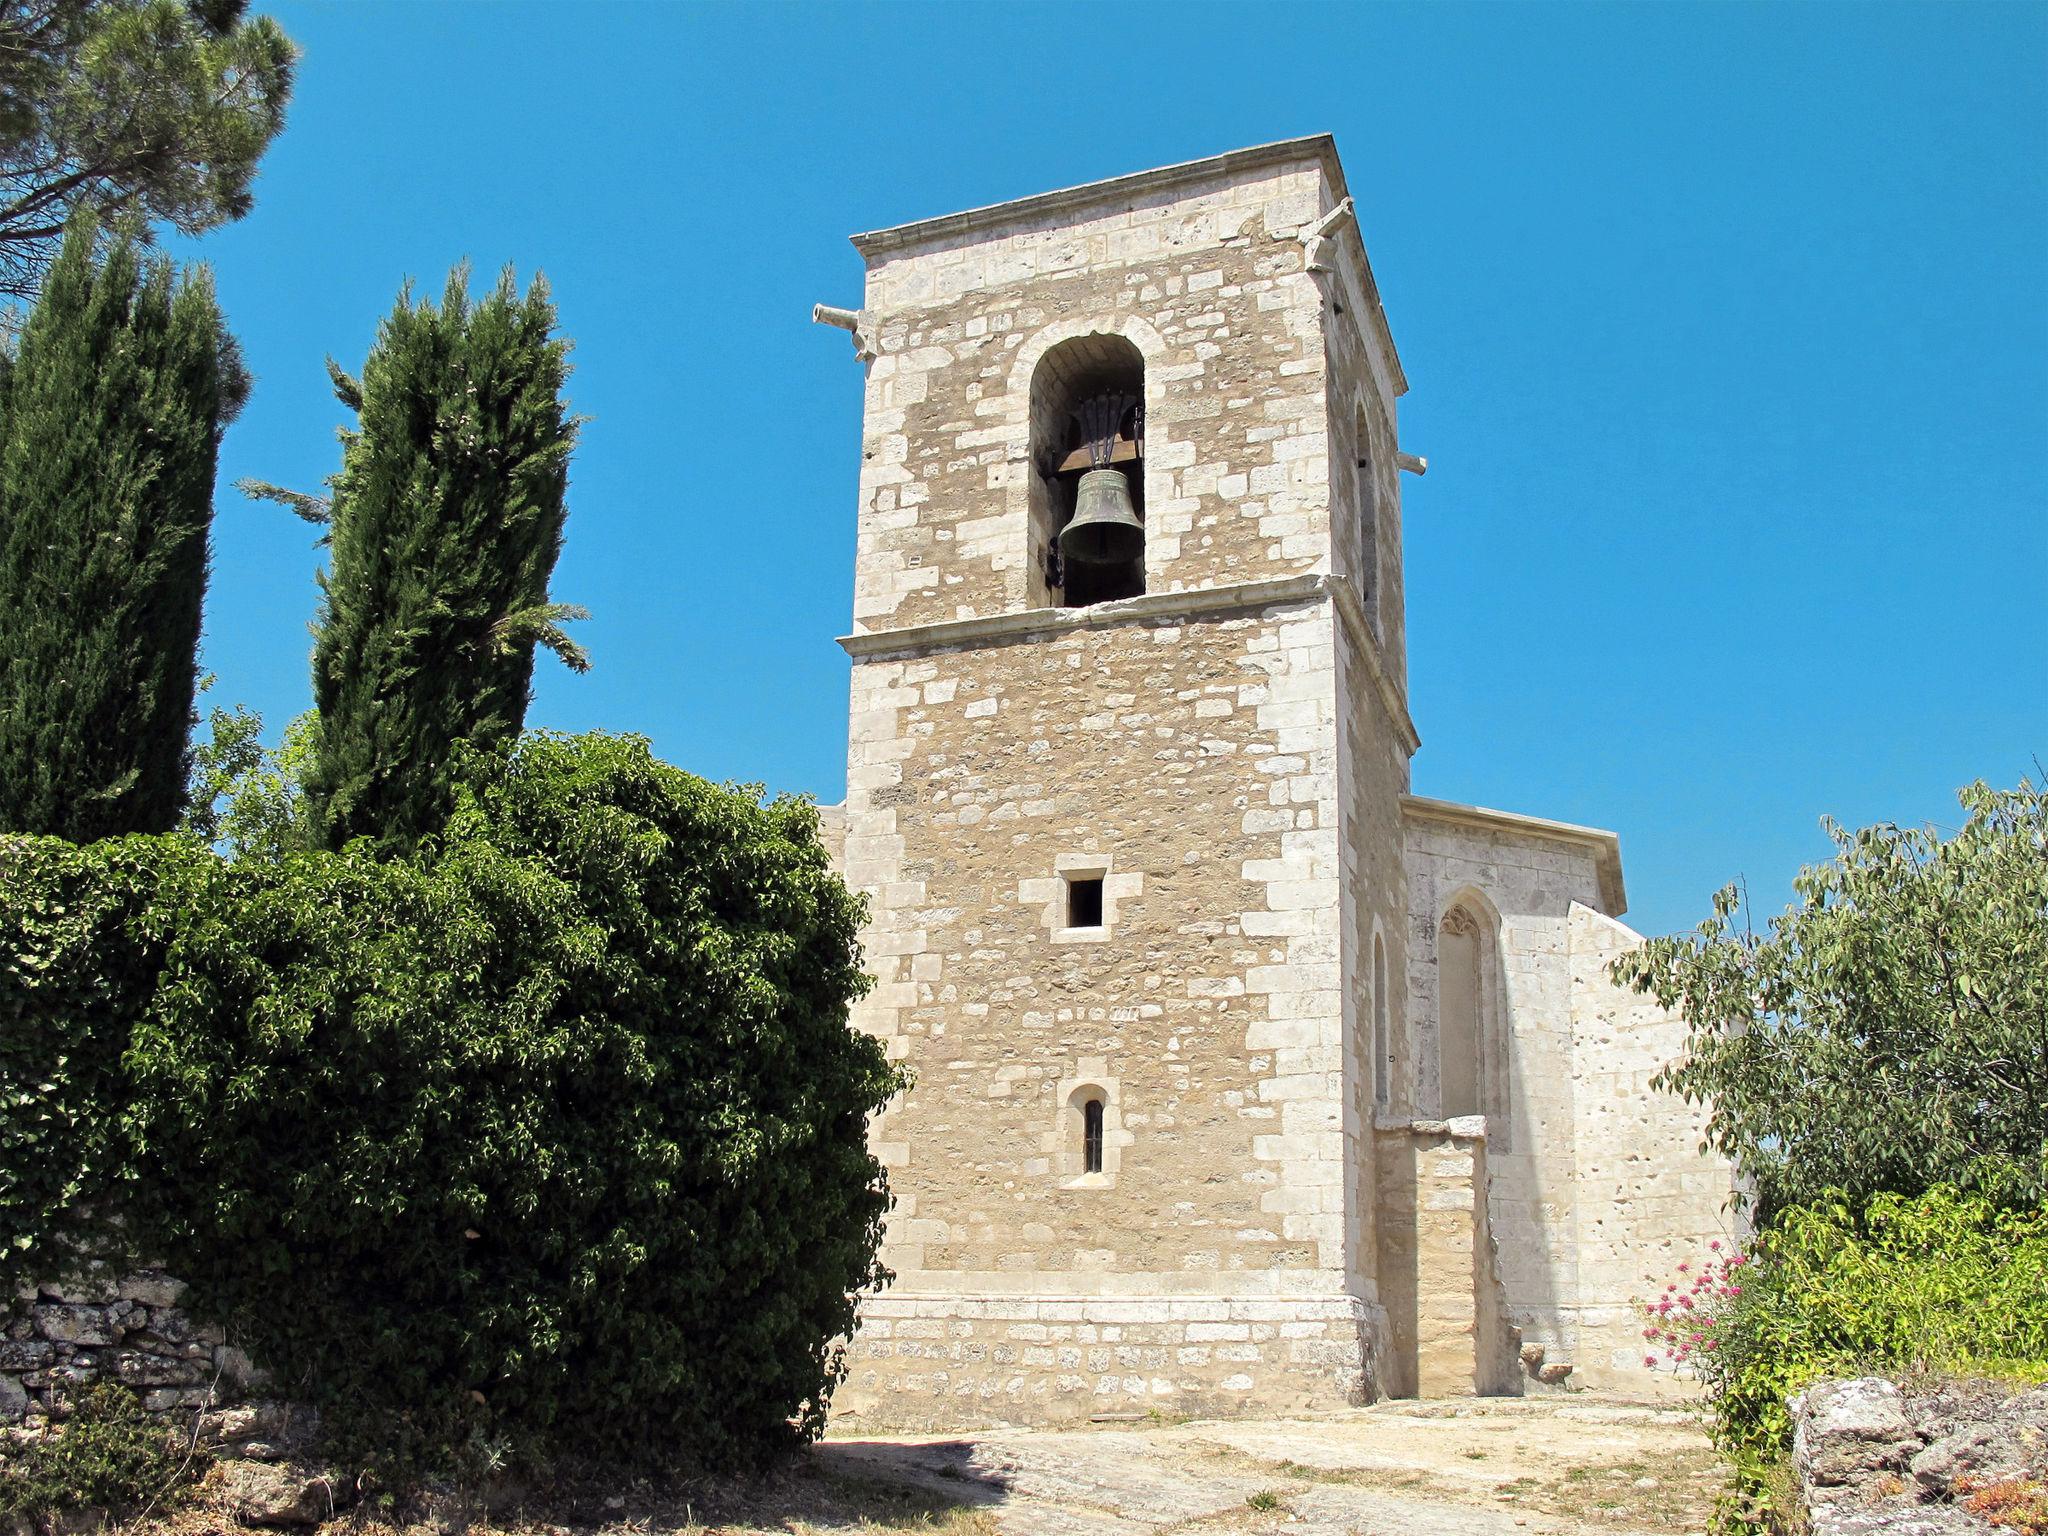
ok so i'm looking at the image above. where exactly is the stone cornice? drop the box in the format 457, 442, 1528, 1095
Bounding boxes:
1400, 794, 1629, 916
851, 136, 1343, 259
838, 572, 1421, 757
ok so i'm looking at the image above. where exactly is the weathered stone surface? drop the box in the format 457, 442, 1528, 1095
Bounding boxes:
30, 1304, 119, 1347
119, 1274, 186, 1310
204, 1402, 295, 1446
218, 1462, 351, 1527
0, 1340, 54, 1371
1794, 1376, 2048, 1536
0, 1373, 26, 1424
1793, 1378, 1920, 1487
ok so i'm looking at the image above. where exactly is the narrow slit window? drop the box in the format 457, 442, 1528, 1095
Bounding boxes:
1082, 1098, 1105, 1174
1066, 876, 1105, 929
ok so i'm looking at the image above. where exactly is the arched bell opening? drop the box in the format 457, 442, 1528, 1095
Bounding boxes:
1028, 335, 1146, 608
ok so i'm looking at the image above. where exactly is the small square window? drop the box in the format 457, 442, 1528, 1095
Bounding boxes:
1065, 876, 1105, 929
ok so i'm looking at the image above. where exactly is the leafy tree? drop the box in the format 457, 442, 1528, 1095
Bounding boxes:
0, 0, 295, 298
1, 733, 897, 1478
182, 691, 312, 858
267, 266, 587, 857
1615, 780, 2048, 1221
0, 215, 247, 841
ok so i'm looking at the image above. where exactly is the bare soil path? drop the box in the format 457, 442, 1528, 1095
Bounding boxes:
127, 1394, 1720, 1536
813, 1396, 1720, 1536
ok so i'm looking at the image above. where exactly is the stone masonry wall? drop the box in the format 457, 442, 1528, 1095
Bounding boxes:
835, 591, 1367, 1423
1403, 807, 1607, 1372
849, 158, 1343, 632
829, 144, 1415, 1424
1400, 805, 1738, 1391
3, 1269, 243, 1428
1567, 902, 1740, 1388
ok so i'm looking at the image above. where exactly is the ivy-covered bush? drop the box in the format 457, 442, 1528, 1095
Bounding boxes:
0, 732, 899, 1478
0, 833, 195, 1280
1647, 1188, 2048, 1523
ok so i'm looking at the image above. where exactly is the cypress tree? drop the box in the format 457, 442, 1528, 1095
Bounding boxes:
299, 266, 584, 856
0, 216, 247, 840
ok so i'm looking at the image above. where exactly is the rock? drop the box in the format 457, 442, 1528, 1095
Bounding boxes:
1535, 1361, 1572, 1384
1517, 1342, 1545, 1368
1912, 1384, 2048, 1495
142, 1386, 213, 1413
120, 1275, 186, 1310
213, 1345, 267, 1388
218, 1462, 353, 1527
0, 1374, 26, 1424
138, 1308, 200, 1345
0, 1340, 54, 1371
111, 1350, 207, 1388
40, 1267, 117, 1305
1793, 1377, 1921, 1486
30, 1305, 117, 1348
205, 1403, 280, 1444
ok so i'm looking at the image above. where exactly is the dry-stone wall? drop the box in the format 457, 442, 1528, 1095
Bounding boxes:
2, 1269, 252, 1430
1792, 1376, 2048, 1535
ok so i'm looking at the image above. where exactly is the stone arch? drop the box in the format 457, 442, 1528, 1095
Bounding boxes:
1044, 1067, 1128, 1187
1434, 886, 1508, 1148
1007, 317, 1171, 608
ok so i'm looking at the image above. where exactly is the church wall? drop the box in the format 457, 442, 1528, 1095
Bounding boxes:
835, 594, 1367, 1426
1402, 811, 1602, 1374
1402, 808, 1740, 1390
1332, 608, 1412, 1386
1566, 903, 1741, 1389
849, 158, 1338, 632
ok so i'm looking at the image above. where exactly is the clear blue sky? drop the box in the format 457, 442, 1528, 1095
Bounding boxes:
176, 2, 2046, 939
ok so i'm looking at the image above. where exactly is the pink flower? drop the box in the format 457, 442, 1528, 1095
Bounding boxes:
1677, 1263, 1689, 1273
1644, 1355, 1657, 1368
1709, 1240, 1721, 1252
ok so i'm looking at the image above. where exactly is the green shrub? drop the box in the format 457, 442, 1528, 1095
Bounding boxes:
1614, 780, 2048, 1221
0, 833, 203, 1282
1647, 1188, 2048, 1526
0, 732, 901, 1480
0, 1384, 182, 1518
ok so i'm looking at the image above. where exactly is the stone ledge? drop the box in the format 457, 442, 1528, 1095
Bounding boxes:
862, 1291, 1371, 1324
840, 572, 1420, 754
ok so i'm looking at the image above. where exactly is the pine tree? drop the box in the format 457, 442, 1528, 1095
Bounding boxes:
294, 266, 585, 856
0, 0, 297, 299
0, 215, 247, 840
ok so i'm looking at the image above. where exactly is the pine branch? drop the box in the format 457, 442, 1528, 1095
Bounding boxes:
490, 602, 591, 674
235, 476, 331, 524
324, 356, 361, 411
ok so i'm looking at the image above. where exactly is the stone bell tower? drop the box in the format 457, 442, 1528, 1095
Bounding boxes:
817, 136, 1428, 1423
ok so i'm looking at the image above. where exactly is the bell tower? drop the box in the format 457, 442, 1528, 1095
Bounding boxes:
818, 136, 1426, 1424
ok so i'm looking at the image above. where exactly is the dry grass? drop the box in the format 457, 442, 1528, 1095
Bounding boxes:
1187, 1440, 1722, 1532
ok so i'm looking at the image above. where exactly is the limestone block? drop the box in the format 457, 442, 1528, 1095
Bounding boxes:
1793, 1378, 1921, 1486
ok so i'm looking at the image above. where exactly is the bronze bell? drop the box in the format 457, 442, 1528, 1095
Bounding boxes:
1059, 467, 1144, 566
